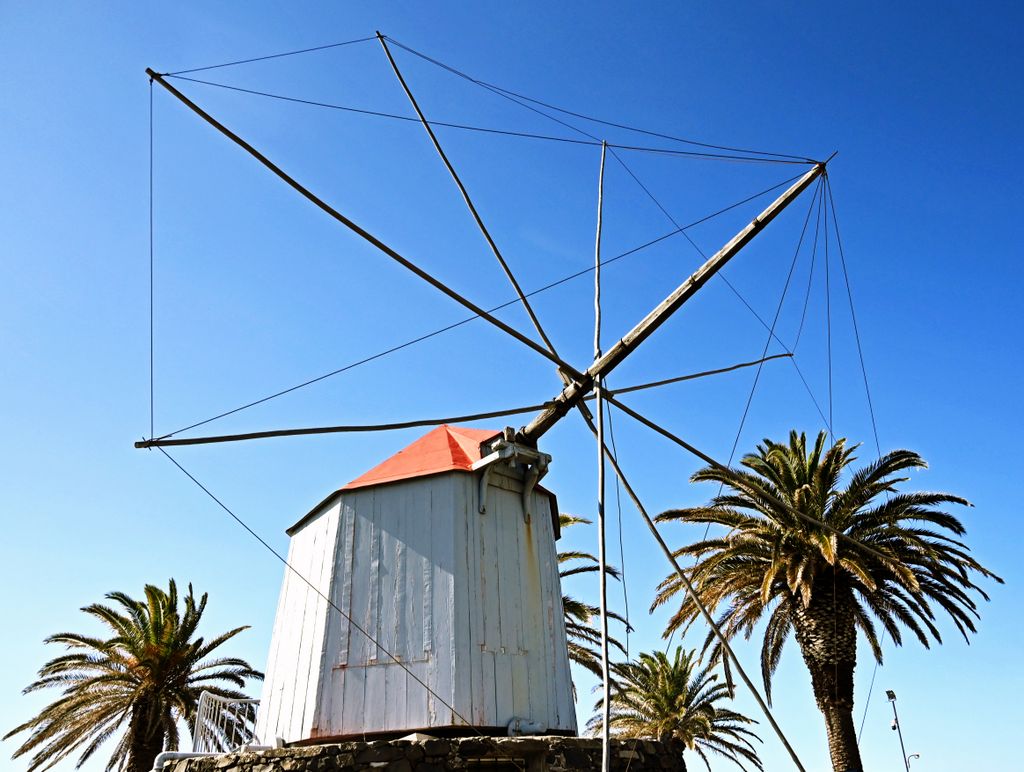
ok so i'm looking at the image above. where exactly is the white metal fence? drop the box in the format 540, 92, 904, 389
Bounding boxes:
191, 692, 260, 753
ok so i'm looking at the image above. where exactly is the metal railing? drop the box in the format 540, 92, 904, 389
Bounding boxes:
191, 692, 261, 753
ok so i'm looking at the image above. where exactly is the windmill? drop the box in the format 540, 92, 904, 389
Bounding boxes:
139, 32, 859, 772
254, 424, 576, 743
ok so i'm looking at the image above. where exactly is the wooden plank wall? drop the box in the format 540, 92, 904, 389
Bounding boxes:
257, 467, 575, 741
453, 469, 576, 733
255, 501, 341, 743
316, 477, 457, 736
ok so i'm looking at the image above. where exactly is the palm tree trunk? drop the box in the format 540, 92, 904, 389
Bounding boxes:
793, 577, 863, 772
125, 700, 166, 772
806, 657, 861, 771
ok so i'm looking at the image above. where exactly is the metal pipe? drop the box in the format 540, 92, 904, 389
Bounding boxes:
887, 691, 911, 772
150, 752, 216, 772
592, 141, 611, 772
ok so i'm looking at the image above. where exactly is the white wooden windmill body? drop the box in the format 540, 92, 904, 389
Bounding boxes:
255, 425, 577, 742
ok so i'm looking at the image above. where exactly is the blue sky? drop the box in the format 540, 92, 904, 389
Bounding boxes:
2, 3, 1021, 770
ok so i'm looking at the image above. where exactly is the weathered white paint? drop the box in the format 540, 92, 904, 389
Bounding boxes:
255, 461, 576, 742
256, 500, 341, 742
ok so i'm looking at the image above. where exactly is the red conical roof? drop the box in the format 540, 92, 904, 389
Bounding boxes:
342, 425, 500, 491
288, 424, 560, 538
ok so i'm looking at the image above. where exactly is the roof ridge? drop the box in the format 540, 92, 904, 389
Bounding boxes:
341, 424, 500, 492
444, 425, 475, 468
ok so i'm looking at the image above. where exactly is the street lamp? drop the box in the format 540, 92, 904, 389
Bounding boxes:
907, 753, 921, 767
887, 690, 911, 772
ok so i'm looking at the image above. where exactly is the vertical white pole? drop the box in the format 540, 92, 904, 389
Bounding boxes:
594, 141, 611, 772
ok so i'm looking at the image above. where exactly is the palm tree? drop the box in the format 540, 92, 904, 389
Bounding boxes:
5, 579, 262, 772
587, 646, 762, 771
652, 431, 1002, 772
559, 514, 629, 679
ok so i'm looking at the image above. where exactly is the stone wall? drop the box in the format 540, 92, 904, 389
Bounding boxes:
166, 736, 686, 772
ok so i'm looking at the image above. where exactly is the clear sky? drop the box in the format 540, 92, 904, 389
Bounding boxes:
2, 3, 1021, 771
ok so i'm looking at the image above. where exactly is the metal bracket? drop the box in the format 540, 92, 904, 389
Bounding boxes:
520, 453, 549, 524
477, 463, 495, 515
472, 435, 551, 521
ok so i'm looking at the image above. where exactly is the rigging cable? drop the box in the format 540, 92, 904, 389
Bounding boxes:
601, 392, 890, 563
609, 353, 792, 396
789, 178, 830, 424
377, 40, 630, 683
433, 49, 834, 432
822, 174, 889, 745
376, 33, 563, 370
828, 176, 882, 459
166, 75, 597, 147
161, 30, 810, 162
382, 35, 814, 163
153, 172, 807, 441
135, 354, 793, 449
149, 78, 155, 439
822, 173, 839, 721
161, 74, 806, 165
786, 184, 834, 431
604, 146, 829, 556
725, 176, 823, 460
824, 179, 835, 442
608, 146, 833, 443
792, 187, 821, 353
580, 409, 808, 771
703, 177, 823, 546
149, 70, 586, 384
385, 40, 808, 166
164, 35, 377, 76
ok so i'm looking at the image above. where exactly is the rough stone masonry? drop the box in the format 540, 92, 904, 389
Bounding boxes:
166, 736, 687, 772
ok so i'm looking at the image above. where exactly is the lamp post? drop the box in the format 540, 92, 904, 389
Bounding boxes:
886, 690, 911, 772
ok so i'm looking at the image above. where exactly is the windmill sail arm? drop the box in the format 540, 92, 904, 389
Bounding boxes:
519, 162, 825, 444
144, 69, 584, 383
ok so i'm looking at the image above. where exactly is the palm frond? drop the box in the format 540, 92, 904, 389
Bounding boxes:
5, 579, 260, 772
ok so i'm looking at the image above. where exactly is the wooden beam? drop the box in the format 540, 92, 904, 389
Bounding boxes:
376, 33, 562, 360
145, 69, 584, 383
519, 162, 825, 443
608, 352, 792, 396
134, 354, 790, 449
134, 402, 551, 448
373, 39, 609, 459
